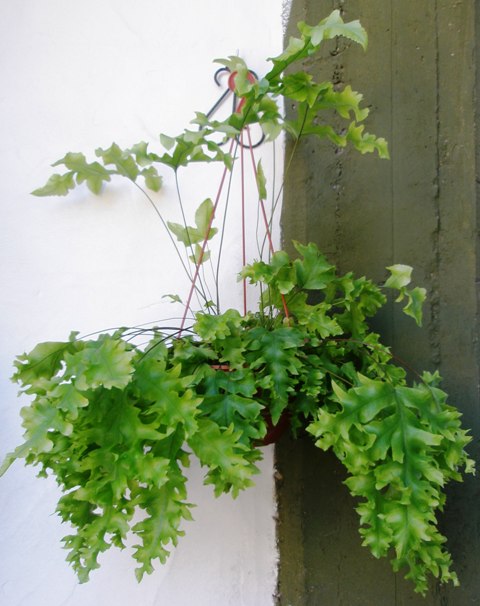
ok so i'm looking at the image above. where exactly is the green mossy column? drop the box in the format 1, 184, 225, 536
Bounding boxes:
276, 1, 480, 604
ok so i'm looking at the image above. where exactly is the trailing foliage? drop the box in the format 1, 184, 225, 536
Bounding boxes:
3, 244, 474, 590
2, 9, 475, 596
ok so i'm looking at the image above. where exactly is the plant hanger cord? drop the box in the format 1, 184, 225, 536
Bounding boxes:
8, 12, 474, 593
244, 124, 289, 319
179, 69, 289, 332
178, 136, 235, 334
240, 129, 247, 315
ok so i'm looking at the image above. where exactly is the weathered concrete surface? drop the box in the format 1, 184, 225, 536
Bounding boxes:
277, 1, 480, 604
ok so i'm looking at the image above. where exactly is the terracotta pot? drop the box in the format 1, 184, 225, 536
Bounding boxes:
260, 409, 290, 446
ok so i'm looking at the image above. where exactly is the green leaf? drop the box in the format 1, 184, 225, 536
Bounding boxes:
256, 160, 267, 200
129, 141, 152, 166
385, 264, 413, 290
12, 341, 71, 388
95, 143, 139, 180
200, 367, 264, 444
245, 326, 304, 422
269, 36, 305, 69
267, 11, 367, 84
385, 265, 426, 326
214, 56, 249, 75
167, 199, 218, 251
346, 122, 389, 158
0, 404, 58, 474
183, 130, 205, 145
293, 241, 335, 290
135, 358, 200, 437
281, 72, 324, 107
189, 419, 258, 497
189, 244, 211, 265
49, 382, 89, 419
294, 303, 343, 338
194, 309, 243, 341
162, 293, 183, 304
261, 119, 282, 141
64, 335, 135, 390
307, 374, 474, 594
141, 166, 162, 192
314, 85, 369, 122
298, 10, 368, 50
53, 152, 112, 194
230, 66, 254, 96
403, 287, 427, 326
160, 133, 175, 150
32, 172, 75, 197
167, 222, 203, 246
194, 198, 215, 236
132, 477, 193, 580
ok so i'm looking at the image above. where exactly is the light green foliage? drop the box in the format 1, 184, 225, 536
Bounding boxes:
298, 12, 368, 49
385, 264, 427, 326
308, 374, 473, 593
32, 11, 387, 203
255, 159, 267, 200
244, 326, 304, 423
32, 144, 163, 196
268, 10, 367, 82
4, 332, 264, 581
53, 152, 111, 194
31, 172, 76, 197
6, 10, 474, 596
2, 243, 474, 591
168, 198, 218, 265
240, 245, 474, 593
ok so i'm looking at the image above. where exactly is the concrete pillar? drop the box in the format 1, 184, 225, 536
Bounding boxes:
277, 1, 480, 603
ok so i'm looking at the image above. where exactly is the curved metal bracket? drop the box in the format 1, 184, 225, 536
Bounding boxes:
202, 66, 265, 149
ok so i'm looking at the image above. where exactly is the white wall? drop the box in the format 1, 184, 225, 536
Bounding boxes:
0, 2, 286, 604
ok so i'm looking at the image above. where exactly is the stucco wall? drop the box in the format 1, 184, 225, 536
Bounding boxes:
0, 1, 286, 604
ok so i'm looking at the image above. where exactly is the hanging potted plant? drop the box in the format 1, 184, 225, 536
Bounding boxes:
1, 10, 474, 596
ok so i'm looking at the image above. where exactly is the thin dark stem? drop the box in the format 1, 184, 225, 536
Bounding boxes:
137, 326, 196, 361
214, 140, 239, 313
131, 180, 190, 278
132, 180, 209, 306
174, 172, 211, 309
78, 317, 196, 340
179, 139, 235, 333
174, 171, 196, 262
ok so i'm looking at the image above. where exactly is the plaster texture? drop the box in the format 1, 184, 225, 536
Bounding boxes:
0, 1, 284, 604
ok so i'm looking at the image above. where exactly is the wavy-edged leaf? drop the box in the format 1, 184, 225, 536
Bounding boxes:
298, 10, 368, 50
307, 374, 474, 594
64, 335, 135, 390
52, 152, 111, 194
32, 172, 76, 197
95, 143, 139, 180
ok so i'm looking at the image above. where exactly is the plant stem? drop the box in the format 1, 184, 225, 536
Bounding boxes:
131, 180, 207, 306
174, 171, 212, 309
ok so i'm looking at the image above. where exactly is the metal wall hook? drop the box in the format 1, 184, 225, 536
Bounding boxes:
202, 66, 265, 149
